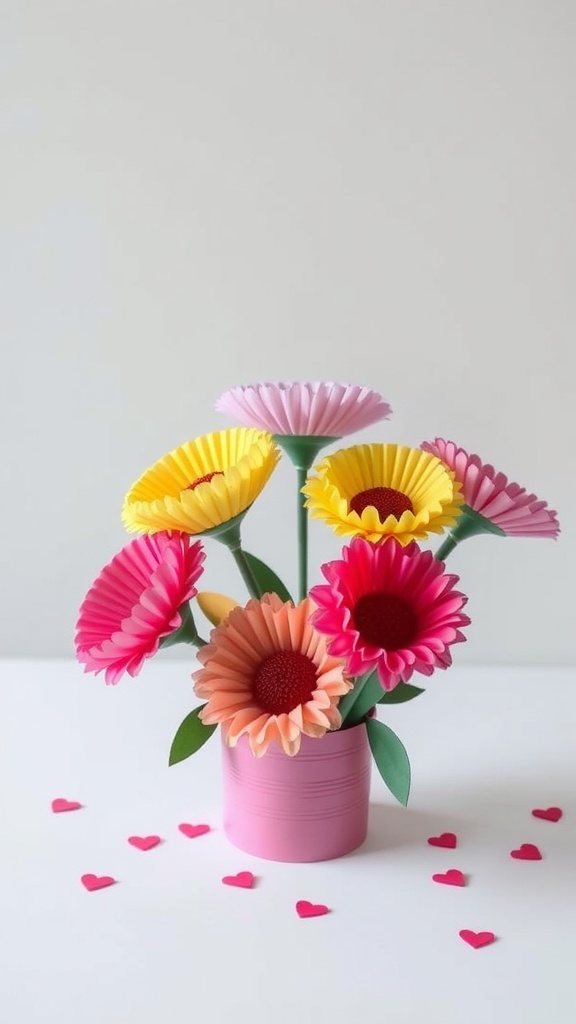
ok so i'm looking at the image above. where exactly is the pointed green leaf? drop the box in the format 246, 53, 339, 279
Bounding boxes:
243, 551, 293, 603
378, 683, 424, 705
168, 705, 217, 766
366, 717, 411, 806
339, 670, 383, 728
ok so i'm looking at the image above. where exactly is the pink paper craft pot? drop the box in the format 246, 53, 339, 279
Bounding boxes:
221, 722, 372, 862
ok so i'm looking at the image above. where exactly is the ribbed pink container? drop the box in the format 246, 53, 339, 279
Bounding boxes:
221, 723, 372, 862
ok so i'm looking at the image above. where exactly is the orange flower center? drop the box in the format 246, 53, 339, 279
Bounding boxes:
186, 471, 223, 490
253, 650, 318, 715
349, 486, 413, 522
353, 593, 418, 650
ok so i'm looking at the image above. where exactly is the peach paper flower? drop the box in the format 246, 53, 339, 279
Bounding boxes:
193, 594, 352, 756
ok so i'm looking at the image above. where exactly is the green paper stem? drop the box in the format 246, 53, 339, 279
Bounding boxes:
160, 602, 207, 649
273, 435, 340, 603
339, 669, 383, 728
435, 504, 506, 562
228, 543, 264, 600
296, 466, 308, 602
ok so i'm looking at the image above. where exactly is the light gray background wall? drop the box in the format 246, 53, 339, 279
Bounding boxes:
2, 1, 573, 665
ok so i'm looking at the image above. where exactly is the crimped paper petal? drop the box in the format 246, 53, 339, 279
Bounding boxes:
216, 381, 391, 437
422, 438, 560, 538
122, 428, 280, 535
303, 443, 463, 544
194, 594, 351, 756
75, 533, 205, 684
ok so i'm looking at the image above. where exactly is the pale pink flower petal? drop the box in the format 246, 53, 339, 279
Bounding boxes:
422, 438, 560, 539
215, 381, 391, 437
75, 533, 205, 684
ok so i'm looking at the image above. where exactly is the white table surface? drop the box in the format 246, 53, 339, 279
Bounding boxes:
1, 658, 575, 1024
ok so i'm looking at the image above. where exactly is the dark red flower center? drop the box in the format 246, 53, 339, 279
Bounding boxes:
186, 471, 223, 490
253, 650, 318, 716
349, 486, 413, 523
353, 592, 418, 650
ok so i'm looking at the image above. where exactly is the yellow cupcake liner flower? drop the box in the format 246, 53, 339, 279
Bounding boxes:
122, 428, 280, 535
302, 443, 463, 545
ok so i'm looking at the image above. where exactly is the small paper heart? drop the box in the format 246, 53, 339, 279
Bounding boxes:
222, 871, 255, 889
427, 832, 457, 849
510, 843, 542, 861
432, 869, 466, 887
178, 823, 211, 839
128, 835, 161, 851
81, 873, 116, 892
459, 929, 496, 949
532, 807, 563, 823
296, 900, 330, 919
51, 798, 82, 813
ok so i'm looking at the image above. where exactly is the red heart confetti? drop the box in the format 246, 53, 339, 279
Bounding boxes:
222, 872, 255, 889
427, 832, 457, 849
178, 823, 211, 839
532, 807, 563, 823
51, 798, 82, 813
459, 929, 496, 949
432, 869, 466, 887
81, 873, 116, 892
510, 843, 542, 861
296, 900, 330, 919
128, 835, 162, 851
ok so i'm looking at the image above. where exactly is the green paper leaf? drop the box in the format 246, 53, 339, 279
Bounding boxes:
366, 717, 411, 806
339, 670, 383, 728
243, 551, 293, 603
168, 706, 217, 766
378, 683, 424, 705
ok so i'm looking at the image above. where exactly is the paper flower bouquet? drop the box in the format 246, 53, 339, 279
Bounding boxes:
75, 382, 559, 862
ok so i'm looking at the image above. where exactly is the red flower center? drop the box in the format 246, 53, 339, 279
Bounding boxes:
186, 471, 223, 490
353, 592, 418, 650
253, 650, 318, 715
349, 487, 413, 523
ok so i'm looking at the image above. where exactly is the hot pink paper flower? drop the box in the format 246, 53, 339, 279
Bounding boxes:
309, 537, 470, 691
193, 594, 352, 756
215, 381, 391, 437
75, 533, 205, 684
421, 438, 560, 538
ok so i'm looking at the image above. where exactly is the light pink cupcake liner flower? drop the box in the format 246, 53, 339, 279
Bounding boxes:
75, 533, 205, 684
193, 593, 352, 756
421, 438, 560, 538
309, 537, 470, 692
215, 381, 391, 437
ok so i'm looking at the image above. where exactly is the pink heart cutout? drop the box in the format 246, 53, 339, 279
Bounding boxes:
81, 873, 116, 892
427, 832, 457, 849
222, 872, 255, 889
51, 798, 82, 813
459, 929, 496, 949
432, 869, 466, 887
296, 900, 330, 919
510, 843, 542, 861
532, 807, 563, 823
178, 823, 211, 839
128, 835, 161, 851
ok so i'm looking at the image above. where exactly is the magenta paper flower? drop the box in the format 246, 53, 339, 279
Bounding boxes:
309, 537, 470, 691
421, 438, 560, 538
215, 381, 391, 437
75, 533, 205, 684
